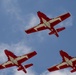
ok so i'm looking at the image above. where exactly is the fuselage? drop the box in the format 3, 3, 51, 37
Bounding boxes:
42, 17, 61, 29
64, 57, 73, 67
63, 56, 76, 69
34, 17, 62, 31
9, 56, 18, 65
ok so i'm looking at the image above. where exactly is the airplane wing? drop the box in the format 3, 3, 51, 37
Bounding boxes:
52, 12, 71, 27
25, 11, 51, 34
17, 65, 27, 73
59, 12, 71, 21
0, 61, 14, 69
25, 23, 48, 34
48, 62, 70, 72
37, 11, 51, 23
16, 51, 37, 64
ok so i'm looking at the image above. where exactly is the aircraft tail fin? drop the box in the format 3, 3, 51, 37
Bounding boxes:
17, 66, 22, 71
17, 64, 33, 73
49, 27, 65, 37
24, 63, 33, 68
56, 27, 65, 32
49, 31, 54, 35
17, 65, 27, 73
49, 31, 59, 37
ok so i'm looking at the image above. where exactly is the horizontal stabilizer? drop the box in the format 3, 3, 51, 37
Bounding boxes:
49, 31, 54, 35
71, 69, 76, 72
17, 66, 22, 71
24, 63, 33, 68
17, 66, 27, 73
49, 31, 59, 37
56, 27, 65, 32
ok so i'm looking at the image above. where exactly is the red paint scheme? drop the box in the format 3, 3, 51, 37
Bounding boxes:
0, 49, 37, 73
37, 11, 51, 23
25, 11, 71, 37
48, 50, 76, 73
24, 63, 33, 68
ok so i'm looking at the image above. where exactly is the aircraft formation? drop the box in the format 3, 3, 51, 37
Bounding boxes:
1, 11, 75, 74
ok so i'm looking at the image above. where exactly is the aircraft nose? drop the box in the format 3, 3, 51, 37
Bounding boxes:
60, 50, 63, 53
60, 50, 64, 55
37, 11, 41, 14
37, 11, 42, 16
4, 49, 9, 54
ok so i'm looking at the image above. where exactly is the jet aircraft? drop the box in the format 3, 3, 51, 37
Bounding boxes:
0, 49, 37, 73
48, 50, 76, 73
25, 11, 71, 37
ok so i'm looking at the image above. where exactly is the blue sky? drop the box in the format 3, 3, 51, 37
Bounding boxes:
0, 0, 76, 75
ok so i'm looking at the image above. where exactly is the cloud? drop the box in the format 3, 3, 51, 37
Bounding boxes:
25, 14, 39, 29
40, 70, 76, 75
14, 68, 36, 75
1, 0, 26, 27
0, 42, 32, 62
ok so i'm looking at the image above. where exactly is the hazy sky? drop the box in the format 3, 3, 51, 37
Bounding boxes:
0, 0, 76, 75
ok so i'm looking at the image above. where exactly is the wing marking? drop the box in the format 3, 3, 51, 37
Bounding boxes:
2, 61, 12, 67
56, 62, 68, 69
34, 24, 45, 31
71, 58, 76, 61
16, 55, 28, 61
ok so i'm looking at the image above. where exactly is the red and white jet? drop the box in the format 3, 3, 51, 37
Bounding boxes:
25, 11, 71, 37
48, 50, 76, 73
0, 50, 37, 73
